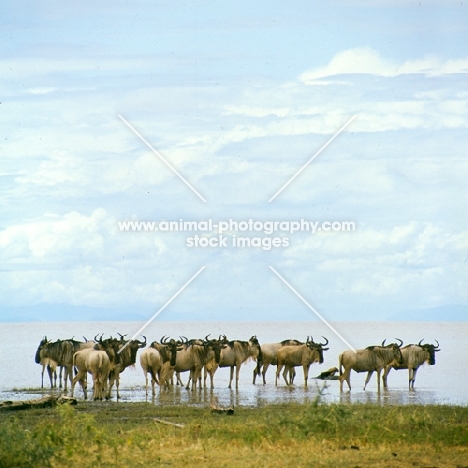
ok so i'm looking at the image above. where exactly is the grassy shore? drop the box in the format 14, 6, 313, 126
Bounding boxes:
1, 398, 467, 468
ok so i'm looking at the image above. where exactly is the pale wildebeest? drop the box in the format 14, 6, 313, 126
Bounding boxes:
253, 339, 303, 385
171, 336, 224, 390
140, 337, 180, 395
108, 334, 146, 399
35, 336, 95, 390
205, 336, 262, 389
275, 336, 329, 387
382, 339, 440, 390
339, 339, 404, 392
140, 347, 162, 396
71, 337, 121, 400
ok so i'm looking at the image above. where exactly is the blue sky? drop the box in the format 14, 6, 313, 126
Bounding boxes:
1, 0, 467, 323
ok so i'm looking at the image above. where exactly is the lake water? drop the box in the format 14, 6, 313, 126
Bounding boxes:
0, 321, 466, 407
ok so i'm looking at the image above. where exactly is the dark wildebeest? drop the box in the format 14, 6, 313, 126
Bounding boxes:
253, 339, 303, 385
35, 337, 58, 388
382, 339, 440, 390
204, 336, 262, 389
108, 334, 146, 399
275, 336, 329, 387
339, 339, 404, 392
35, 336, 94, 390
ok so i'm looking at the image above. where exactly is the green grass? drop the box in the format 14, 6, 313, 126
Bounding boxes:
1, 400, 467, 467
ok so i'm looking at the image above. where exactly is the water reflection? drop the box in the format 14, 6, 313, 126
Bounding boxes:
1, 382, 464, 407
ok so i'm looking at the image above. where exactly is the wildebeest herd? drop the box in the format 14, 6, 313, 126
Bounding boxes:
35, 334, 440, 401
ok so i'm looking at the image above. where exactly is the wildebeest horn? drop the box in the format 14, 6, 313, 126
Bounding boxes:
161, 335, 168, 344
434, 339, 440, 349
381, 339, 386, 347
118, 333, 127, 340
140, 335, 147, 345
418, 339, 424, 346
395, 338, 403, 347
320, 336, 329, 347
83, 336, 88, 342
94, 334, 100, 341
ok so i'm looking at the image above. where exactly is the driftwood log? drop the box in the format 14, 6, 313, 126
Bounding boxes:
0, 395, 77, 411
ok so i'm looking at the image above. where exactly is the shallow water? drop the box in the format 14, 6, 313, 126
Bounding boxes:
1, 321, 466, 406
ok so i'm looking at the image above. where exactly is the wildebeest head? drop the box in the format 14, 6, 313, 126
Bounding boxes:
35, 337, 49, 364
203, 335, 225, 364
418, 339, 440, 365
98, 336, 121, 366
384, 339, 404, 365
249, 335, 262, 361
306, 336, 329, 364
130, 336, 147, 361
159, 336, 180, 366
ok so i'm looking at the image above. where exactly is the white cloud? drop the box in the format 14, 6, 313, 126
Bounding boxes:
300, 47, 468, 83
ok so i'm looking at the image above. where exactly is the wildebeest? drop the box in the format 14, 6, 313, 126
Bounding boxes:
140, 336, 184, 395
275, 336, 329, 387
34, 338, 58, 388
107, 334, 146, 399
382, 339, 440, 390
339, 339, 404, 392
140, 347, 162, 396
35, 336, 95, 390
204, 336, 262, 389
253, 339, 303, 385
71, 336, 121, 400
176, 335, 227, 390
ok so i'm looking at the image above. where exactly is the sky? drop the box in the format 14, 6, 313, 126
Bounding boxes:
1, 0, 467, 323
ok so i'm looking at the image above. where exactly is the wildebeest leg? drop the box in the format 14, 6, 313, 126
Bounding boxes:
289, 366, 296, 384
302, 365, 310, 387
59, 366, 63, 388
276, 364, 283, 386
209, 364, 217, 389
282, 366, 290, 386
115, 373, 121, 398
410, 367, 418, 390
376, 369, 382, 392
262, 362, 270, 385
176, 372, 186, 387
40, 363, 45, 389
71, 370, 87, 400
339, 369, 351, 392
145, 372, 149, 396
235, 364, 241, 389
63, 365, 73, 392
363, 370, 374, 390
382, 366, 392, 389
252, 363, 259, 385
228, 366, 234, 389
51, 366, 57, 388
